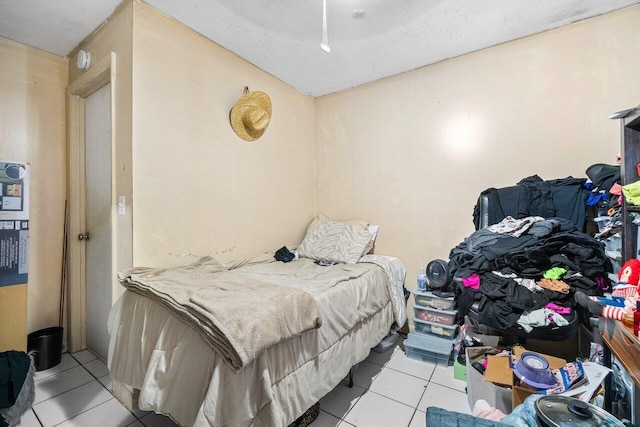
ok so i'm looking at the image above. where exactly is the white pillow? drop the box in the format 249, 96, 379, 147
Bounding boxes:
316, 213, 379, 255
364, 224, 379, 254
317, 213, 368, 230
298, 219, 373, 264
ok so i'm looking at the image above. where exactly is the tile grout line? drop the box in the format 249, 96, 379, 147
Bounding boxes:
382, 364, 434, 383
407, 408, 419, 427
340, 363, 417, 424
74, 352, 145, 422
362, 348, 467, 420
320, 382, 364, 422
32, 368, 95, 406
31, 408, 44, 427
34, 355, 82, 384
50, 397, 119, 427
69, 351, 98, 366
365, 388, 421, 411
342, 366, 381, 422
71, 351, 122, 397
410, 382, 429, 425
33, 352, 114, 427
346, 349, 435, 422
383, 360, 466, 394
76, 357, 107, 384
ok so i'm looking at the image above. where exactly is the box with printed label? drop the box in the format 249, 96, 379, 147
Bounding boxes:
413, 304, 457, 325
413, 317, 458, 339
413, 290, 455, 311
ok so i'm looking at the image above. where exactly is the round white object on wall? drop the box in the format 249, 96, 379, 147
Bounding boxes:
76, 50, 91, 71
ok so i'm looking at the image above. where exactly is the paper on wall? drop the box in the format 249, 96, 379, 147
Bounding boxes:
0, 161, 29, 287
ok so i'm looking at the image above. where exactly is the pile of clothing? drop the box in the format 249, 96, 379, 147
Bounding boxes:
584, 163, 622, 240
449, 216, 610, 331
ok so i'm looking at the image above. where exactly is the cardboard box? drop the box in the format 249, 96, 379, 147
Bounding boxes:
466, 346, 512, 414
0, 284, 28, 351
466, 345, 568, 413
484, 345, 567, 409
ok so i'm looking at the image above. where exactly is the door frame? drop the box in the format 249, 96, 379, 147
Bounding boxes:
67, 52, 118, 353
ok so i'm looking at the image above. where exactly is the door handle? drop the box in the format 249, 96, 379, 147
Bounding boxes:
78, 233, 90, 241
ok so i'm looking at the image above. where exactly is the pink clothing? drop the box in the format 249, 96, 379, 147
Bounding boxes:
610, 183, 622, 196
462, 273, 480, 290
545, 303, 571, 315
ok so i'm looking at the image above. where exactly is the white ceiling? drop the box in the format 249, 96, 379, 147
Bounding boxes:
1, 0, 638, 97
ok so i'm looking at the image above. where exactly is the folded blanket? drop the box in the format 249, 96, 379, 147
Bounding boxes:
118, 256, 322, 372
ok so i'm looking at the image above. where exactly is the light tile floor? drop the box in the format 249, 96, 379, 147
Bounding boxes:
15, 341, 471, 427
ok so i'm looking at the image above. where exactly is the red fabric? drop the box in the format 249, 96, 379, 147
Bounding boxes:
602, 305, 624, 320
618, 259, 640, 286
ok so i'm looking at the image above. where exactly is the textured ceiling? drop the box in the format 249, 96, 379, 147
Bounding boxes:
1, 0, 638, 97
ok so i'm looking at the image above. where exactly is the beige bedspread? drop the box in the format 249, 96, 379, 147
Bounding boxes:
109, 255, 405, 426
118, 256, 323, 371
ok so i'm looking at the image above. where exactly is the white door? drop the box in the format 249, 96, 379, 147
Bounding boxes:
84, 83, 112, 360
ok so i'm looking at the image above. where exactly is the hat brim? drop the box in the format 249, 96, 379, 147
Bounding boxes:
586, 163, 619, 186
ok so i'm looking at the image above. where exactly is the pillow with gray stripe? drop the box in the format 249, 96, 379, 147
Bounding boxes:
298, 219, 373, 264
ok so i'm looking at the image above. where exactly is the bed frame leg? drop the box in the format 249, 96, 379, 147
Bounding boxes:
112, 380, 139, 412
348, 366, 354, 388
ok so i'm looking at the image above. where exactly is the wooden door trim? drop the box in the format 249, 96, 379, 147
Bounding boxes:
67, 52, 117, 352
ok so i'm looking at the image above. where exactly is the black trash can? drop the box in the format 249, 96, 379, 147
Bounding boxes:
27, 326, 63, 371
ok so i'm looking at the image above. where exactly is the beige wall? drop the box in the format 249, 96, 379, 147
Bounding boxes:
5, 0, 634, 352
0, 37, 68, 334
315, 6, 640, 301
131, 2, 316, 266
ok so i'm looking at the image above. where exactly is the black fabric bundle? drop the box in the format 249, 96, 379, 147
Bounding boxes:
472, 175, 591, 232
275, 246, 295, 263
449, 217, 610, 330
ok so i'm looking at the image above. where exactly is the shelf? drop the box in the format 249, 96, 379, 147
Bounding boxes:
600, 318, 640, 389
621, 107, 640, 262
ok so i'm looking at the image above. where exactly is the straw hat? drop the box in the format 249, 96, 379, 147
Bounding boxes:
229, 88, 272, 141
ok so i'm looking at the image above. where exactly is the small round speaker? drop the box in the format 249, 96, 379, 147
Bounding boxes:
425, 259, 451, 290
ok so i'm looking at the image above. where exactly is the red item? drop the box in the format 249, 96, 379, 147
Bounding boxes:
603, 305, 625, 321
618, 259, 640, 287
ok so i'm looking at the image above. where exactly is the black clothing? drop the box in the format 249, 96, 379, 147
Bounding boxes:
450, 217, 609, 329
472, 176, 590, 232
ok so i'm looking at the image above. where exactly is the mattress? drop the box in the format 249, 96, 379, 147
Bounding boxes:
107, 256, 405, 427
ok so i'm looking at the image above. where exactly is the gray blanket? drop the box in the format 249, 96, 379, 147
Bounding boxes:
117, 256, 322, 372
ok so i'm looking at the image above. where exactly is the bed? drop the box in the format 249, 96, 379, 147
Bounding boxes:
107, 243, 406, 427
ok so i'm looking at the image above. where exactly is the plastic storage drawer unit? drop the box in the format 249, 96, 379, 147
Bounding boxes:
413, 290, 455, 311
413, 304, 457, 326
404, 332, 454, 365
413, 318, 458, 339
